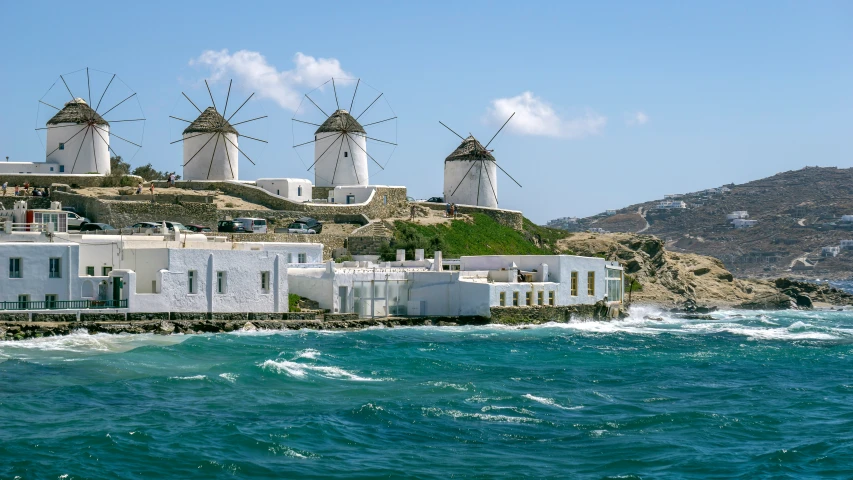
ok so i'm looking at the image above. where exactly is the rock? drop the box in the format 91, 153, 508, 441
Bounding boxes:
795, 294, 813, 309
242, 322, 258, 332
159, 321, 175, 334
736, 293, 795, 310
675, 314, 714, 320
692, 267, 711, 276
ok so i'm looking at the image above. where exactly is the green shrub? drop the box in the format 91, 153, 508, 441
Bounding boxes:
224, 202, 235, 208
288, 294, 301, 312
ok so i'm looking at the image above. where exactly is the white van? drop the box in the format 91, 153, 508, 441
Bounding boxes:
234, 217, 268, 233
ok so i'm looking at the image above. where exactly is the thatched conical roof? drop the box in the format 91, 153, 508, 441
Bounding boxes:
183, 107, 238, 135
445, 135, 495, 162
315, 109, 366, 134
47, 98, 108, 126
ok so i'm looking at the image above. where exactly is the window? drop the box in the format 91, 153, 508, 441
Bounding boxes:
17, 294, 29, 309
50, 167, 54, 172
549, 291, 556, 306
59, 143, 65, 150
261, 271, 270, 293
606, 267, 623, 303
287, 253, 293, 263
86, 266, 95, 276
298, 253, 307, 263
297, 186, 302, 197
9, 258, 22, 278
526, 291, 532, 306
588, 272, 595, 296
383, 195, 388, 205
49, 258, 61, 278
570, 271, 578, 296
188, 270, 197, 294
276, 189, 280, 195
45, 294, 58, 308
512, 291, 519, 306
59, 165, 65, 173
499, 292, 506, 306
102, 266, 112, 276
538, 291, 544, 305
344, 151, 348, 157
216, 271, 226, 294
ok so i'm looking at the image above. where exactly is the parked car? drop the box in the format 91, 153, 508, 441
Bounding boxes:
129, 222, 160, 231
185, 224, 212, 233
161, 221, 189, 232
66, 212, 90, 230
234, 217, 268, 233
80, 223, 116, 232
427, 196, 444, 203
287, 217, 323, 234
217, 220, 247, 233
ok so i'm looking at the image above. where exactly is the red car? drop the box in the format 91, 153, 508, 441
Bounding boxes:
185, 224, 212, 233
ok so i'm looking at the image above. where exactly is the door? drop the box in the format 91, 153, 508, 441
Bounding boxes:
346, 195, 355, 204
112, 278, 123, 302
339, 286, 348, 313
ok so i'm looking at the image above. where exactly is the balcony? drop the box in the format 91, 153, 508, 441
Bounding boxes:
0, 299, 128, 311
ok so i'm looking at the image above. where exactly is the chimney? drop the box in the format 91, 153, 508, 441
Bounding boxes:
415, 249, 424, 261
396, 249, 405, 262
433, 251, 443, 272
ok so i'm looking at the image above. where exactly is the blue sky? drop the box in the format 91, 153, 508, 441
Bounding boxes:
1, 1, 851, 223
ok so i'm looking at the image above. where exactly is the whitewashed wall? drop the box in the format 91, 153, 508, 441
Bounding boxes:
0, 243, 80, 303
314, 132, 368, 187
0, 162, 63, 174
46, 123, 110, 174
444, 159, 498, 208
256, 178, 313, 202
183, 132, 239, 181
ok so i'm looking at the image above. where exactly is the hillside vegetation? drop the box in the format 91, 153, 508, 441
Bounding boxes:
382, 213, 568, 260
550, 166, 853, 280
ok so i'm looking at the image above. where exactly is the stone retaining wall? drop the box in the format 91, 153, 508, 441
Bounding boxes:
347, 235, 392, 255
157, 181, 408, 220
489, 304, 617, 324
52, 190, 220, 227
419, 202, 524, 230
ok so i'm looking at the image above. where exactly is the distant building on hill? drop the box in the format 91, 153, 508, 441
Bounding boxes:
732, 219, 757, 229
841, 215, 853, 223
656, 201, 687, 210
605, 210, 616, 216
840, 240, 853, 249
822, 246, 841, 257
726, 211, 749, 220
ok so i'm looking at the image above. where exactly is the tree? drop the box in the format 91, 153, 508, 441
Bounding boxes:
131, 163, 181, 181
110, 156, 130, 176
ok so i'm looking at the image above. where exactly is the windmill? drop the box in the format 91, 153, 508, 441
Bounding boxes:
170, 80, 268, 181
35, 68, 145, 174
291, 78, 397, 187
440, 113, 521, 208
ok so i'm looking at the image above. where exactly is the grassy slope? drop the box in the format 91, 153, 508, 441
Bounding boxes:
388, 213, 569, 258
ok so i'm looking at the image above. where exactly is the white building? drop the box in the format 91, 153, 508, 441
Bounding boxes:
726, 211, 749, 220
256, 178, 312, 202
443, 136, 498, 209
1, 201, 321, 313
182, 107, 239, 181
1, 203, 624, 319
822, 246, 841, 257
840, 240, 853, 249
314, 110, 368, 187
732, 219, 757, 228
656, 201, 687, 209
289, 250, 623, 317
841, 215, 853, 223
0, 98, 109, 175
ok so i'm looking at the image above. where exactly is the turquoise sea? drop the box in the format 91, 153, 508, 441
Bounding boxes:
2, 306, 853, 479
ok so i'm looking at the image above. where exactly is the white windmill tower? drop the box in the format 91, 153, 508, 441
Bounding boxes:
292, 78, 397, 187
37, 68, 145, 174
172, 80, 267, 181
313, 109, 368, 186
440, 114, 521, 208
45, 98, 110, 174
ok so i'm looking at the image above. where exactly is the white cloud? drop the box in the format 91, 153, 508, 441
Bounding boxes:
626, 111, 649, 126
190, 50, 351, 111
487, 91, 606, 139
